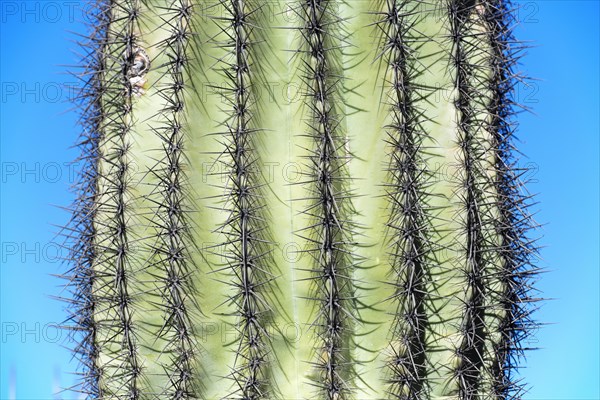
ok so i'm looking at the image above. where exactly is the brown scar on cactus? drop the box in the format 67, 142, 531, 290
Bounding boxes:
126, 46, 150, 97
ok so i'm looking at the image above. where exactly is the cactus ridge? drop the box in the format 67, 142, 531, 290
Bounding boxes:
293, 0, 359, 398
209, 1, 279, 398
485, 1, 541, 397
61, 1, 111, 396
89, 0, 148, 396
447, 0, 539, 397
447, 0, 492, 397
141, 0, 200, 397
374, 0, 433, 398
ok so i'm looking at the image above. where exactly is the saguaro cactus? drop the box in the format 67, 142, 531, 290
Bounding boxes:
64, 0, 538, 398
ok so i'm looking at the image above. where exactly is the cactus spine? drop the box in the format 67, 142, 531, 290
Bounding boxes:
64, 0, 538, 398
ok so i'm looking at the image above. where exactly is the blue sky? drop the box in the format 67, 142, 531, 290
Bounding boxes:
0, 1, 598, 399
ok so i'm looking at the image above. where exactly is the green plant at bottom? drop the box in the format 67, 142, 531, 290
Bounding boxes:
63, 0, 539, 398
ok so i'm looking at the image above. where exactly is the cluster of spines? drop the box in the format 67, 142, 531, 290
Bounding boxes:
211, 1, 274, 397
60, 0, 110, 396
373, 1, 432, 398
293, 1, 357, 398
143, 1, 199, 397
482, 0, 540, 397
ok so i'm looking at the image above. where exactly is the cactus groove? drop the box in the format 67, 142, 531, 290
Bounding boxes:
63, 0, 539, 398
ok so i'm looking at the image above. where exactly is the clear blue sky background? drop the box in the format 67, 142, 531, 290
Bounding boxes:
1, 1, 598, 399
